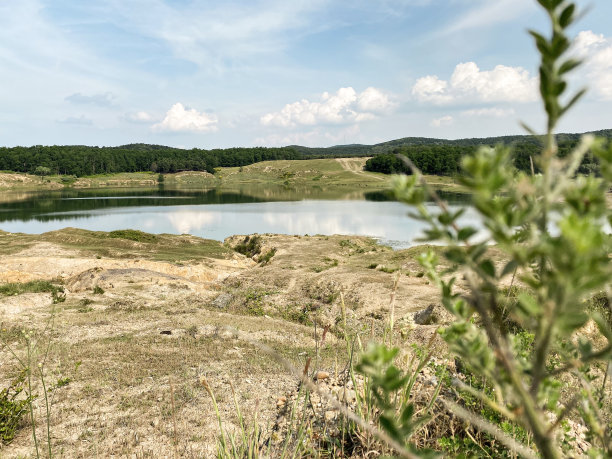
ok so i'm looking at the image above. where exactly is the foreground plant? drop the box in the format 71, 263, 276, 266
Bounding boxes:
390, 0, 611, 457
1, 307, 58, 458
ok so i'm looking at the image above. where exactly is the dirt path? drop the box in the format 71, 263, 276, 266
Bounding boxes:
335, 157, 386, 180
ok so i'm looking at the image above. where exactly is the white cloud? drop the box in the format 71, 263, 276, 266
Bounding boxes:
412, 62, 537, 105
261, 87, 393, 128
573, 30, 612, 100
357, 87, 393, 112
430, 115, 453, 127
152, 103, 218, 133
461, 107, 515, 117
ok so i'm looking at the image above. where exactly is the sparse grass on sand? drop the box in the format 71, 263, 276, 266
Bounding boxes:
0, 229, 459, 457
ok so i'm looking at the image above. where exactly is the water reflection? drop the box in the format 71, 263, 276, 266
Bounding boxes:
166, 210, 221, 234
0, 186, 475, 248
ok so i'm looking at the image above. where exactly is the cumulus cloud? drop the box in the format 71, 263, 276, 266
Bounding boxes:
260, 87, 393, 128
65, 92, 116, 107
573, 30, 612, 100
412, 62, 537, 104
461, 107, 515, 117
430, 115, 453, 127
152, 103, 218, 133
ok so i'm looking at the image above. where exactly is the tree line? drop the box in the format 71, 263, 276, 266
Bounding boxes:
364, 138, 603, 176
0, 144, 301, 177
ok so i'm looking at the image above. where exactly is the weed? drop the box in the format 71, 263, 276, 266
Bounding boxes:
93, 285, 104, 295
379, 266, 398, 273
243, 288, 274, 316
367, 263, 378, 269
312, 257, 339, 273
0, 372, 34, 445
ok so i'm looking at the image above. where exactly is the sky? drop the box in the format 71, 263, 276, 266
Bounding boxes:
0, 0, 611, 149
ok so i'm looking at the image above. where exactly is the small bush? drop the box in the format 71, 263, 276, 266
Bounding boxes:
259, 248, 277, 266
93, 286, 104, 295
234, 235, 262, 258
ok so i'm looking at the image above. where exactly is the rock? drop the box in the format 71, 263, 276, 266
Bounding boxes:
413, 304, 435, 325
315, 371, 330, 381
212, 293, 232, 309
276, 396, 287, 407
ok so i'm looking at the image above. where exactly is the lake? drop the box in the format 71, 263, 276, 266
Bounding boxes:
0, 186, 475, 248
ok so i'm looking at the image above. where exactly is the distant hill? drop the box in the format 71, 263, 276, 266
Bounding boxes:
294, 129, 612, 157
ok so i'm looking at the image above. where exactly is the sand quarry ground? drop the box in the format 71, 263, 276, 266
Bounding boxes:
0, 228, 458, 458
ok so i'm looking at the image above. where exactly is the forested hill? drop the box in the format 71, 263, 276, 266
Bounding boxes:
0, 144, 300, 177
363, 129, 611, 176
293, 128, 612, 157
0, 129, 609, 177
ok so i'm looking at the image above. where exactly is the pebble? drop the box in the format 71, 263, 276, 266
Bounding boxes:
314, 371, 329, 381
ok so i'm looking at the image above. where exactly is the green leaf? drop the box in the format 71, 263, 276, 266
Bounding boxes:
458, 227, 478, 241
558, 58, 581, 75
559, 3, 575, 27
478, 259, 496, 278
591, 312, 612, 341
560, 88, 587, 116
501, 260, 519, 277
400, 403, 415, 424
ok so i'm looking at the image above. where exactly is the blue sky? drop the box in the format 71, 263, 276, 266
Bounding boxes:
1, 0, 611, 148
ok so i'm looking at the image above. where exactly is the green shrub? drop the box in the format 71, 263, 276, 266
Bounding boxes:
259, 248, 277, 266
234, 235, 262, 258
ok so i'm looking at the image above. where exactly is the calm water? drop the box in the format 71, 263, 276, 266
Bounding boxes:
0, 186, 475, 248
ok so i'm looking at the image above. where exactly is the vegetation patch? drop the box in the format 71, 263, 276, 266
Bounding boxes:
108, 229, 158, 243
0, 280, 65, 303
233, 235, 262, 258
258, 247, 277, 266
